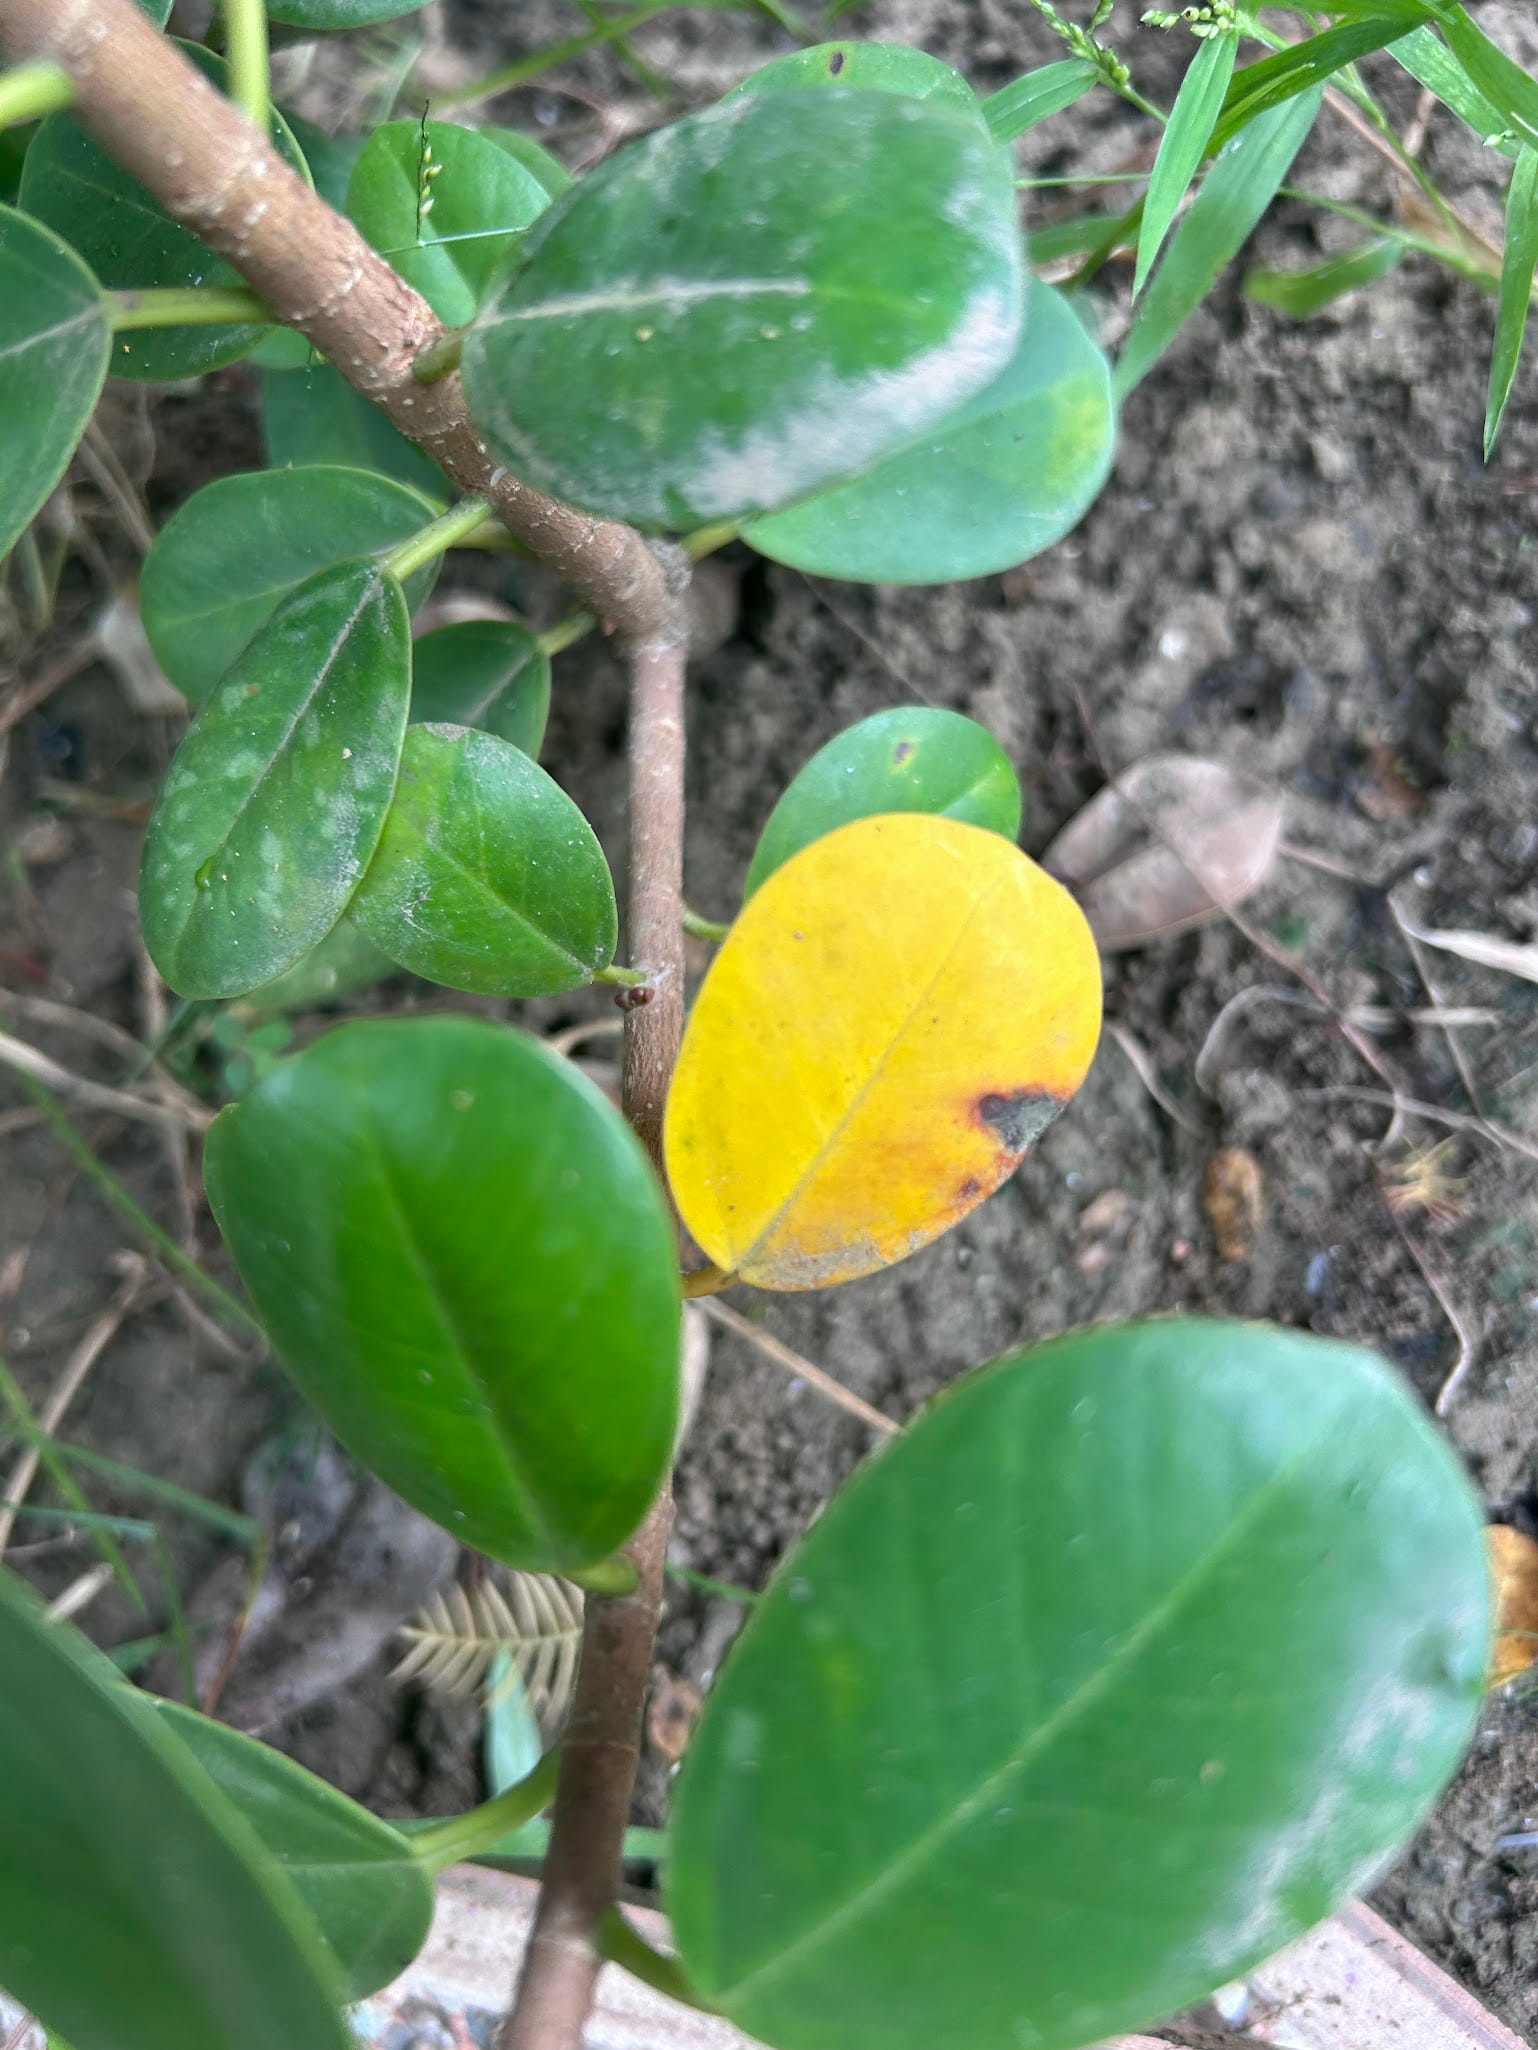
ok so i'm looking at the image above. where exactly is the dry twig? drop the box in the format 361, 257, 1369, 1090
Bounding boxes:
698, 1295, 898, 1438
0, 1251, 149, 1554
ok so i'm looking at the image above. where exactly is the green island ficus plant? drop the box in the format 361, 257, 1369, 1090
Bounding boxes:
0, 0, 1532, 2044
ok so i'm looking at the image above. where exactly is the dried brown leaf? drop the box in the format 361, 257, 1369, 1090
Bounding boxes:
1042, 754, 1284, 953
646, 1664, 703, 1766
1488, 1525, 1538, 1688
1203, 1147, 1264, 1263
1397, 913, 1538, 987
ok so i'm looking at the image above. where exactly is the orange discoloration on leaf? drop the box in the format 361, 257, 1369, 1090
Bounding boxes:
664, 814, 1102, 1290
1488, 1524, 1538, 1688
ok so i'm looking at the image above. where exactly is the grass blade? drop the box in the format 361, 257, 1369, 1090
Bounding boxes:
0, 1355, 144, 1606
1117, 87, 1323, 399
1212, 15, 1414, 153
983, 57, 1098, 143
1137, 32, 1237, 296
1433, 3, 1538, 153
1389, 24, 1518, 156
1243, 234, 1403, 315
1486, 144, 1538, 456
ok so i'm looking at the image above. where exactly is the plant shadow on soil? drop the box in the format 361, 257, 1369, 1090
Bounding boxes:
3, 0, 1538, 2035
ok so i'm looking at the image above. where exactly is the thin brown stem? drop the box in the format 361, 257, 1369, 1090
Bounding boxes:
500, 623, 689, 2050
0, 0, 673, 647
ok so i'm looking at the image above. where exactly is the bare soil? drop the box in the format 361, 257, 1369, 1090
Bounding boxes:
3, 0, 1538, 2037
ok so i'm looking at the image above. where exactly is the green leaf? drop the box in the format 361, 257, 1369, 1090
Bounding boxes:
1431, 3, 1538, 154
0, 125, 33, 207
136, 0, 173, 21
745, 709, 1022, 898
1244, 234, 1403, 316
150, 1700, 433, 2000
242, 914, 397, 1016
140, 561, 411, 1000
1389, 25, 1519, 158
982, 57, 1098, 143
261, 362, 445, 496
1028, 207, 1134, 267
1137, 32, 1237, 296
744, 283, 1114, 584
1116, 88, 1322, 399
349, 723, 616, 995
0, 205, 110, 564
17, 47, 304, 380
266, 0, 431, 25
0, 1569, 351, 2050
668, 1318, 1488, 2050
481, 127, 574, 202
347, 118, 555, 327
1302, 0, 1429, 16
410, 617, 551, 756
1486, 144, 1538, 456
486, 1650, 545, 1795
1210, 16, 1412, 153
278, 114, 364, 212
461, 90, 1023, 530
140, 464, 440, 705
726, 41, 981, 114
203, 1014, 681, 1573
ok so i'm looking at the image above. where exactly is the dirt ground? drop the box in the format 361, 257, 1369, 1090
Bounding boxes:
3, 0, 1538, 2038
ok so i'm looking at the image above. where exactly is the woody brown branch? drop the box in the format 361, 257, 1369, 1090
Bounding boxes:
0, 0, 679, 651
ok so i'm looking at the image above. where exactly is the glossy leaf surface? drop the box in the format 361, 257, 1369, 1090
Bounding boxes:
727, 41, 979, 112
462, 90, 1022, 529
745, 283, 1113, 583
669, 1319, 1489, 2050
745, 708, 1021, 897
242, 915, 396, 1016
262, 363, 445, 497
140, 562, 411, 999
18, 49, 303, 379
0, 205, 110, 564
1116, 89, 1322, 398
666, 814, 1100, 1289
482, 128, 574, 202
348, 119, 553, 326
0, 1570, 350, 2050
152, 1700, 432, 2000
204, 1016, 680, 1572
350, 724, 616, 995
141, 465, 438, 705
410, 617, 551, 756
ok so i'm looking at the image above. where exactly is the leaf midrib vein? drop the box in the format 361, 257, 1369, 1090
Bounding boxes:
363, 1130, 558, 1559
733, 866, 1007, 1270
178, 572, 378, 936
716, 1437, 1317, 2008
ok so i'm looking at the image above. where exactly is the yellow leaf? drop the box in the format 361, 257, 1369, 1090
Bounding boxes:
1488, 1524, 1538, 1687
664, 814, 1102, 1290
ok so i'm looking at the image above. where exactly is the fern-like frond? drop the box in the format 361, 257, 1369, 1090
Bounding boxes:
392, 1571, 584, 1739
